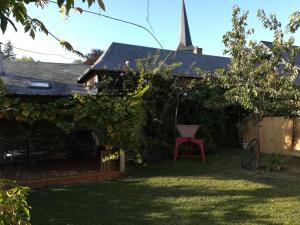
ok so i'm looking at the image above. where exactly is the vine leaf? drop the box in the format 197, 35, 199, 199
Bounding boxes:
60, 40, 84, 57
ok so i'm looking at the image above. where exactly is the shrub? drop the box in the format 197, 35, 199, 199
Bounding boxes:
0, 179, 31, 225
262, 154, 286, 173
95, 54, 240, 162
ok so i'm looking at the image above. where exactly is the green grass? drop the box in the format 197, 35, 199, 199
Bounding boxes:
29, 151, 300, 225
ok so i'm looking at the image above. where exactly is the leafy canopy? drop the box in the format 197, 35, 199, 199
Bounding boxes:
0, 0, 105, 56
204, 6, 300, 121
84, 49, 103, 65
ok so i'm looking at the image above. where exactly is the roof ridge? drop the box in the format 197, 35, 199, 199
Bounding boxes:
4, 59, 89, 67
110, 42, 171, 51
111, 42, 229, 59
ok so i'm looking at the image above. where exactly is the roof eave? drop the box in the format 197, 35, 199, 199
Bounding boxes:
77, 42, 115, 83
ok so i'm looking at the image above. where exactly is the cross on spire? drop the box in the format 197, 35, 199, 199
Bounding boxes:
177, 0, 194, 51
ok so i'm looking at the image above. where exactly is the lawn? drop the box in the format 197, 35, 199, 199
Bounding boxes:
29, 151, 300, 225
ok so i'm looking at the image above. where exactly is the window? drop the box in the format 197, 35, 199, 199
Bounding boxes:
28, 81, 51, 89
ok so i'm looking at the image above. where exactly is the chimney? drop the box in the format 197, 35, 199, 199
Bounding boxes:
193, 47, 202, 55
0, 43, 3, 75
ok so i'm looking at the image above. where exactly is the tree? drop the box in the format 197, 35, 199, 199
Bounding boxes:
84, 49, 103, 65
0, 0, 105, 56
16, 56, 35, 62
202, 6, 300, 167
72, 59, 83, 64
3, 41, 16, 60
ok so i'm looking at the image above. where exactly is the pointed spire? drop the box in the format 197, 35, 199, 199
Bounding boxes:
177, 0, 194, 51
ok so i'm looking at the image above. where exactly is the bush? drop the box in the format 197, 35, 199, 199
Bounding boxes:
0, 179, 31, 225
95, 54, 240, 162
262, 154, 286, 173
142, 137, 171, 162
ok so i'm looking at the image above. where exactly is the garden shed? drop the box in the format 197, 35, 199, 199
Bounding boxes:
0, 57, 122, 188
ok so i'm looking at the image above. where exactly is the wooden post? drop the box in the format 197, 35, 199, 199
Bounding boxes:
120, 149, 125, 174
255, 116, 262, 169
100, 151, 104, 172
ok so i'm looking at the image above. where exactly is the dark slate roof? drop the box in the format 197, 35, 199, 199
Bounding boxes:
261, 41, 300, 67
261, 41, 300, 85
78, 42, 231, 83
1, 60, 90, 96
177, 0, 194, 51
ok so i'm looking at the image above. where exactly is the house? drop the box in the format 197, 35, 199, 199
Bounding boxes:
0, 56, 90, 159
1, 58, 89, 96
0, 56, 121, 188
2, 0, 299, 186
75, 0, 300, 159
2, 0, 224, 188
77, 0, 231, 88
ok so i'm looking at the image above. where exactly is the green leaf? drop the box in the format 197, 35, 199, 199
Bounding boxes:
97, 0, 105, 10
24, 24, 31, 33
57, 0, 65, 7
0, 15, 8, 34
29, 29, 35, 39
87, 0, 93, 7
65, 0, 74, 12
38, 21, 49, 35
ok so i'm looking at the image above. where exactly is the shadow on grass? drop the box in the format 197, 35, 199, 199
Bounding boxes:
29, 151, 300, 225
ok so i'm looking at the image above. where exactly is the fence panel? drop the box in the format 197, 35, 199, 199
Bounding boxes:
243, 117, 293, 154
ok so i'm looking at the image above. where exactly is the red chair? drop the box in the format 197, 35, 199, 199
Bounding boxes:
174, 125, 206, 163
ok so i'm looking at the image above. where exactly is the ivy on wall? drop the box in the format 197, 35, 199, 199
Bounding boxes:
0, 76, 148, 152
95, 54, 240, 160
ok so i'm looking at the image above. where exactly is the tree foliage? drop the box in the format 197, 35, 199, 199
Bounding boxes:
0, 179, 31, 225
16, 56, 35, 62
72, 59, 83, 64
203, 6, 300, 122
3, 40, 16, 60
198, 6, 300, 166
0, 0, 105, 57
84, 49, 103, 65
96, 53, 240, 160
0, 72, 147, 152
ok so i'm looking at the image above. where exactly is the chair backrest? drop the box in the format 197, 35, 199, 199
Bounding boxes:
176, 125, 200, 138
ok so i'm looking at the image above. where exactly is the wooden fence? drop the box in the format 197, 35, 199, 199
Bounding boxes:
243, 117, 300, 157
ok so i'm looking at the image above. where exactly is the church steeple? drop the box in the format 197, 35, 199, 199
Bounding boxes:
177, 0, 194, 51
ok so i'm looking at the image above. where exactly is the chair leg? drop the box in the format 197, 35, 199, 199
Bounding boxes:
174, 141, 179, 161
199, 143, 206, 163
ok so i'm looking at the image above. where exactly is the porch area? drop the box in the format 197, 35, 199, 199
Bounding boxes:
0, 157, 122, 188
0, 120, 122, 188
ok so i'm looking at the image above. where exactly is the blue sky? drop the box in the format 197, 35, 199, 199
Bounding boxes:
1, 0, 300, 63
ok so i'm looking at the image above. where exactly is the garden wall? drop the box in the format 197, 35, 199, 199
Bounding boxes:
243, 117, 300, 157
